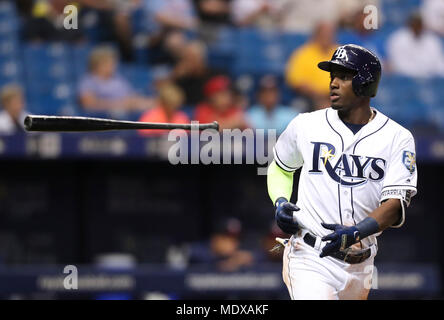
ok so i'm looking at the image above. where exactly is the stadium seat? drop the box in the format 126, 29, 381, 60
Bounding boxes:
0, 1, 18, 37
282, 32, 308, 61
131, 7, 148, 34
233, 28, 287, 75
22, 43, 71, 82
26, 81, 77, 115
119, 64, 152, 95
207, 27, 237, 69
0, 56, 22, 86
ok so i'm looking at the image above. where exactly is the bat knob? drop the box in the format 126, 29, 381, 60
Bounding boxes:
24, 115, 33, 131
212, 121, 220, 131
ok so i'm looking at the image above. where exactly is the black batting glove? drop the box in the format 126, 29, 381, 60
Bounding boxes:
275, 197, 300, 235
319, 223, 360, 258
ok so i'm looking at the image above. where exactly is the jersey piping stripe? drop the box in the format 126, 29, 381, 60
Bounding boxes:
351, 117, 389, 227
325, 110, 344, 151
351, 188, 356, 224
286, 245, 294, 300
274, 149, 298, 171
337, 185, 343, 225
275, 160, 295, 173
352, 118, 390, 154
326, 109, 345, 225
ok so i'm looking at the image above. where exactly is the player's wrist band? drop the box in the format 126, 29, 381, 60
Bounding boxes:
356, 217, 380, 239
275, 197, 288, 207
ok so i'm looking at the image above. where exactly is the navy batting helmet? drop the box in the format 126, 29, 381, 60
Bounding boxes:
318, 44, 381, 97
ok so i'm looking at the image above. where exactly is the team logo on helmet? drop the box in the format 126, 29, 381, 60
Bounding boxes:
334, 47, 349, 61
402, 151, 416, 174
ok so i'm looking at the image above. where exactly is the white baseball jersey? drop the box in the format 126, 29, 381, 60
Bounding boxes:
273, 107, 418, 249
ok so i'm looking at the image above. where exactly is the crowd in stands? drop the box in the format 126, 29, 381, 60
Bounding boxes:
0, 0, 444, 135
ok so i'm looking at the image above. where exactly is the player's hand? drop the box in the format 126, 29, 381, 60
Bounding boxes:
275, 197, 300, 235
319, 223, 360, 258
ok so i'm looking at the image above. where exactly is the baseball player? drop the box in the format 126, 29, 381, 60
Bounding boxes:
267, 44, 417, 300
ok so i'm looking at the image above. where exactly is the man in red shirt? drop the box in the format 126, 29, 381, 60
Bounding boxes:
194, 75, 248, 130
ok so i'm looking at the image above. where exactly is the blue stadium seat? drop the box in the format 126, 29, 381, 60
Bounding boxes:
71, 44, 94, 80
233, 28, 287, 75
0, 1, 17, 16
0, 38, 20, 59
382, 0, 421, 27
0, 56, 22, 86
282, 32, 308, 60
131, 7, 149, 34
207, 27, 237, 69
0, 1, 18, 37
132, 33, 150, 65
375, 74, 444, 128
119, 64, 152, 95
22, 43, 71, 84
27, 82, 77, 115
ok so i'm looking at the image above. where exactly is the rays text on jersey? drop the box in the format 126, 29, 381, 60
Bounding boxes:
309, 142, 386, 186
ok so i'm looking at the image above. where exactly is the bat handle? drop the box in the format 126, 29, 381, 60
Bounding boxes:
293, 210, 306, 230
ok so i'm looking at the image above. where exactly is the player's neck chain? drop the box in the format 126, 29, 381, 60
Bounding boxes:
368, 110, 375, 123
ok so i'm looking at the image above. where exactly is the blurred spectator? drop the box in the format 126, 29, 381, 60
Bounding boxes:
193, 0, 232, 42
80, 0, 139, 62
148, 29, 189, 67
335, 0, 380, 28
231, 0, 282, 29
386, 12, 444, 78
14, 0, 34, 17
173, 41, 220, 106
193, 0, 232, 26
285, 22, 337, 110
278, 0, 339, 33
246, 75, 298, 134
0, 84, 29, 135
78, 45, 155, 112
151, 66, 174, 93
21, 0, 84, 42
138, 83, 190, 136
189, 217, 254, 272
145, 0, 196, 66
337, 5, 385, 59
421, 0, 444, 36
194, 76, 248, 130
145, 0, 197, 31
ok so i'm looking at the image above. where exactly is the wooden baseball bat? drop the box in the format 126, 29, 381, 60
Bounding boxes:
24, 115, 219, 132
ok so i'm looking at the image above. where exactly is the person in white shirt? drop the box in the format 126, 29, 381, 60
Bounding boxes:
231, 0, 282, 29
0, 84, 29, 135
421, 0, 444, 36
386, 12, 444, 78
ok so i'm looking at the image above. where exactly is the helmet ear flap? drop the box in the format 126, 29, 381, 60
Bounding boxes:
352, 70, 378, 97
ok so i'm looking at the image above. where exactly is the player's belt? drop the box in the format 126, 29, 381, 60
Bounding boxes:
303, 233, 371, 264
